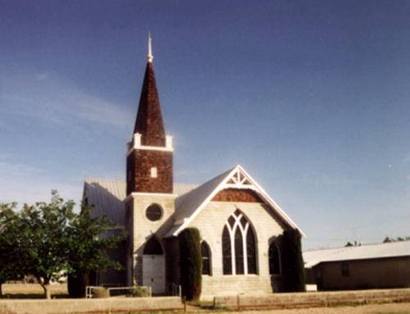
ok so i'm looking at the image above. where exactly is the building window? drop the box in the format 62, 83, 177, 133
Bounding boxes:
222, 209, 257, 275
145, 204, 163, 221
143, 236, 163, 255
201, 241, 212, 275
150, 167, 158, 178
341, 262, 350, 277
222, 226, 232, 274
269, 241, 281, 275
247, 228, 257, 274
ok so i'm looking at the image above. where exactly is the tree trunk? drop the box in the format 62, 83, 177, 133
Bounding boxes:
40, 281, 52, 299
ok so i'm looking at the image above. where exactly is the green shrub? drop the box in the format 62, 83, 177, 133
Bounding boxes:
178, 228, 202, 301
127, 286, 151, 297
280, 229, 306, 292
67, 272, 89, 298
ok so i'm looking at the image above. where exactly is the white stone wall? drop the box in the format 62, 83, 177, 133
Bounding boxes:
127, 193, 176, 285
188, 201, 285, 295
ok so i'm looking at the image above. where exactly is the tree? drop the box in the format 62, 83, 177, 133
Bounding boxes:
66, 203, 124, 298
280, 229, 305, 292
0, 203, 24, 297
178, 228, 202, 301
0, 192, 124, 299
18, 191, 74, 299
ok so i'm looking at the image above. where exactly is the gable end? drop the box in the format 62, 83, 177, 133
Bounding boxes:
212, 188, 264, 203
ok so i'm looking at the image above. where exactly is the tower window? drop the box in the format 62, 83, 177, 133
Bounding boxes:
146, 204, 163, 221
150, 167, 158, 178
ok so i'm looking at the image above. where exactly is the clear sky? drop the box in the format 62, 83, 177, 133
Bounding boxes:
1, 0, 409, 249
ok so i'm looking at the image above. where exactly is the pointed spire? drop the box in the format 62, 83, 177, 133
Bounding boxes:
133, 35, 165, 146
147, 32, 153, 63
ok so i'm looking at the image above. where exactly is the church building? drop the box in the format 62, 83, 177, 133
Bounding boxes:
83, 37, 304, 297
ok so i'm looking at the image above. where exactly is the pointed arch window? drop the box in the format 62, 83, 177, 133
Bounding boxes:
201, 241, 212, 275
143, 236, 163, 255
222, 209, 258, 275
269, 241, 281, 275
222, 226, 232, 274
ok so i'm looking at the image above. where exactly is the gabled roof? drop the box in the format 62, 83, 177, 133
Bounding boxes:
303, 240, 410, 268
168, 164, 304, 237
83, 179, 127, 225
83, 179, 195, 226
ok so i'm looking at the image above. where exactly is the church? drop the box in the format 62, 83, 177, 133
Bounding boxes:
83, 37, 304, 297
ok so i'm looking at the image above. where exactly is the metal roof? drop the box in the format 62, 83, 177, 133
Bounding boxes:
83, 178, 196, 226
303, 240, 410, 268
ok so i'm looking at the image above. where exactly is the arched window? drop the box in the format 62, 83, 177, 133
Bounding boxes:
269, 241, 281, 275
222, 209, 257, 275
246, 227, 257, 274
201, 241, 212, 275
143, 236, 163, 255
222, 226, 232, 274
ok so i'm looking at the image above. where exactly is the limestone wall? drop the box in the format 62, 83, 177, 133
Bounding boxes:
188, 200, 285, 295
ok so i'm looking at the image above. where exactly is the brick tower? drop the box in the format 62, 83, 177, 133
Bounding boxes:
126, 35, 175, 289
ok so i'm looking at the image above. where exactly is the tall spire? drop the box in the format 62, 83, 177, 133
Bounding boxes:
147, 33, 153, 63
133, 34, 166, 146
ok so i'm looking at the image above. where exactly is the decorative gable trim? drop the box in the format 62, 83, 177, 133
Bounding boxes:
172, 165, 305, 237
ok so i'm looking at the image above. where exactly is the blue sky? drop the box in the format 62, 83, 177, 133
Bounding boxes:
1, 0, 409, 249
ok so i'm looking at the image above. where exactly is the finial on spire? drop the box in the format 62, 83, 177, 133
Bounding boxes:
147, 33, 153, 63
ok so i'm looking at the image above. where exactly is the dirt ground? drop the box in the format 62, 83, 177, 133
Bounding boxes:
2, 283, 68, 298
218, 303, 410, 314
2, 284, 410, 313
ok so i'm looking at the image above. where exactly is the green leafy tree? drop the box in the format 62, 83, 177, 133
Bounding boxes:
19, 191, 74, 299
0, 192, 124, 299
0, 203, 24, 297
66, 203, 124, 298
178, 228, 202, 301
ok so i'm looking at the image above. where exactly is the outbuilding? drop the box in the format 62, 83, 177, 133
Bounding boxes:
304, 241, 410, 291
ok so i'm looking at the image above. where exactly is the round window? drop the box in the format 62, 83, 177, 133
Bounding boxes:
145, 204, 163, 221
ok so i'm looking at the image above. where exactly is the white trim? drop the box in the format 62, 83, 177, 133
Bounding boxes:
172, 166, 238, 236
125, 192, 177, 202
127, 133, 173, 155
172, 164, 305, 237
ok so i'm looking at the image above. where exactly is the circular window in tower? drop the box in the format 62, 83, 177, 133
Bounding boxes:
145, 204, 163, 221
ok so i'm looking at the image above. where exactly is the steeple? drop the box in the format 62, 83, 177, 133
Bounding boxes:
127, 34, 173, 195
133, 35, 166, 147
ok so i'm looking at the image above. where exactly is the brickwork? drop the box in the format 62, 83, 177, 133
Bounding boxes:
187, 201, 286, 295
127, 150, 173, 194
212, 188, 264, 203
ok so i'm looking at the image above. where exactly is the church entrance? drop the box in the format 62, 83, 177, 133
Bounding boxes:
142, 237, 165, 294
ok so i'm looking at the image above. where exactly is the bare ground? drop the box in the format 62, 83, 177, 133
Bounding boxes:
215, 303, 410, 314
2, 283, 68, 298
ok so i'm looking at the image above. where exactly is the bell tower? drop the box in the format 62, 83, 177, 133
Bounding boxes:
126, 35, 173, 195
125, 35, 175, 289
